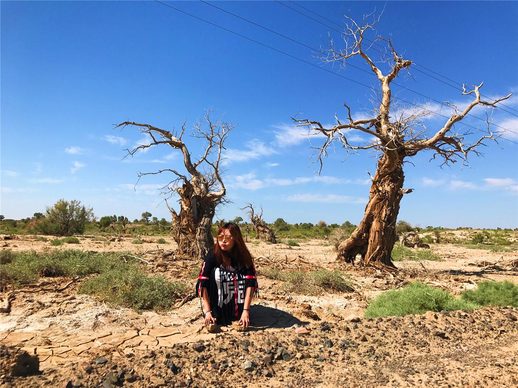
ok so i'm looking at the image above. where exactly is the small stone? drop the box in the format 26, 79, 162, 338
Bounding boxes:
94, 357, 108, 365
435, 331, 448, 339
242, 360, 255, 372
125, 373, 138, 383
207, 324, 219, 333
103, 371, 119, 386
66, 380, 83, 388
320, 322, 331, 332
192, 342, 205, 352
274, 347, 285, 360
294, 327, 310, 335
262, 354, 273, 365
262, 369, 273, 378
166, 361, 181, 375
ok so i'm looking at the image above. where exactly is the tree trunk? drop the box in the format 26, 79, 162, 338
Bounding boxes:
337, 153, 404, 267
171, 183, 215, 260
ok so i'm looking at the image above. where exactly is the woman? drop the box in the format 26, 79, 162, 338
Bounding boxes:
197, 222, 258, 329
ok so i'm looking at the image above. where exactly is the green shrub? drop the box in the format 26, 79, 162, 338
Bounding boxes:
80, 268, 187, 310
364, 282, 476, 318
50, 239, 64, 246
132, 238, 144, 244
312, 269, 354, 292
62, 236, 80, 244
461, 281, 518, 308
392, 244, 441, 261
286, 240, 299, 247
36, 199, 94, 236
396, 220, 415, 235
157, 238, 167, 244
260, 267, 284, 281
0, 250, 14, 265
264, 268, 353, 295
471, 232, 487, 244
1, 250, 128, 285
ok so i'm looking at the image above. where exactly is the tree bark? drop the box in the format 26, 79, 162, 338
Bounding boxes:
171, 183, 215, 259
337, 152, 404, 267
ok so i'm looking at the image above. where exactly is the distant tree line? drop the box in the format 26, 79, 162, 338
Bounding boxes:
1, 200, 516, 238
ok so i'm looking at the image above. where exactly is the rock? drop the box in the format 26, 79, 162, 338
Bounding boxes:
262, 354, 273, 365
192, 342, 205, 352
166, 361, 181, 375
262, 369, 273, 378
125, 373, 139, 383
323, 338, 333, 348
207, 324, 219, 333
65, 380, 84, 388
94, 357, 108, 365
242, 360, 255, 372
294, 327, 310, 335
319, 322, 331, 332
102, 371, 120, 387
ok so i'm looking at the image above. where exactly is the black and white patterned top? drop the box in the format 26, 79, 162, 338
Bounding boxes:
196, 254, 258, 325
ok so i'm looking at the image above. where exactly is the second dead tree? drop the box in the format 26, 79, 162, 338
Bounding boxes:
243, 204, 277, 243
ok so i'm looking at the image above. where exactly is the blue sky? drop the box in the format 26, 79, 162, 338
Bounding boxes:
1, 1, 518, 228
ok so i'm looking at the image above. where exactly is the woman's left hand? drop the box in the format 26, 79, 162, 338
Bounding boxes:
239, 309, 250, 328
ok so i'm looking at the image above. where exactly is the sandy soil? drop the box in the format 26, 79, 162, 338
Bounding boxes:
1, 234, 517, 387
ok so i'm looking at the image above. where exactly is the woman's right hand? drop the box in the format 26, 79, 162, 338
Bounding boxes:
204, 311, 216, 326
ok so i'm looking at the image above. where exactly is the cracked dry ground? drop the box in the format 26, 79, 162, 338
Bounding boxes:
1, 238, 518, 387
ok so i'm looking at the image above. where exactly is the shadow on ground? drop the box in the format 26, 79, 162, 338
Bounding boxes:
249, 305, 306, 330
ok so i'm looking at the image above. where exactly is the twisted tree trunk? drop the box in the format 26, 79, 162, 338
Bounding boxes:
337, 153, 404, 267
171, 183, 216, 259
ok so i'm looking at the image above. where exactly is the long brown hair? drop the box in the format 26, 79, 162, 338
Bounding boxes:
214, 222, 255, 270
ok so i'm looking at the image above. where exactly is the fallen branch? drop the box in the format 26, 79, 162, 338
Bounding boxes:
173, 294, 196, 308
121, 254, 151, 265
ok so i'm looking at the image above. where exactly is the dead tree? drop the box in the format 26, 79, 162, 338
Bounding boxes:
243, 204, 276, 243
117, 114, 230, 260
295, 18, 510, 268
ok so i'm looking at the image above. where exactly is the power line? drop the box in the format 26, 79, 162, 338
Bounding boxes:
154, 0, 375, 91
200, 0, 516, 136
201, 0, 518, 131
155, 0, 515, 140
284, 1, 518, 118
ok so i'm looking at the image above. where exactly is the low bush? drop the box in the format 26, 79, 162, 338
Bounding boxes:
62, 236, 81, 244
80, 268, 187, 311
1, 249, 188, 311
392, 244, 441, 261
156, 238, 167, 244
364, 282, 476, 318
0, 250, 14, 265
1, 250, 126, 285
461, 281, 518, 308
262, 268, 354, 295
312, 269, 355, 292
